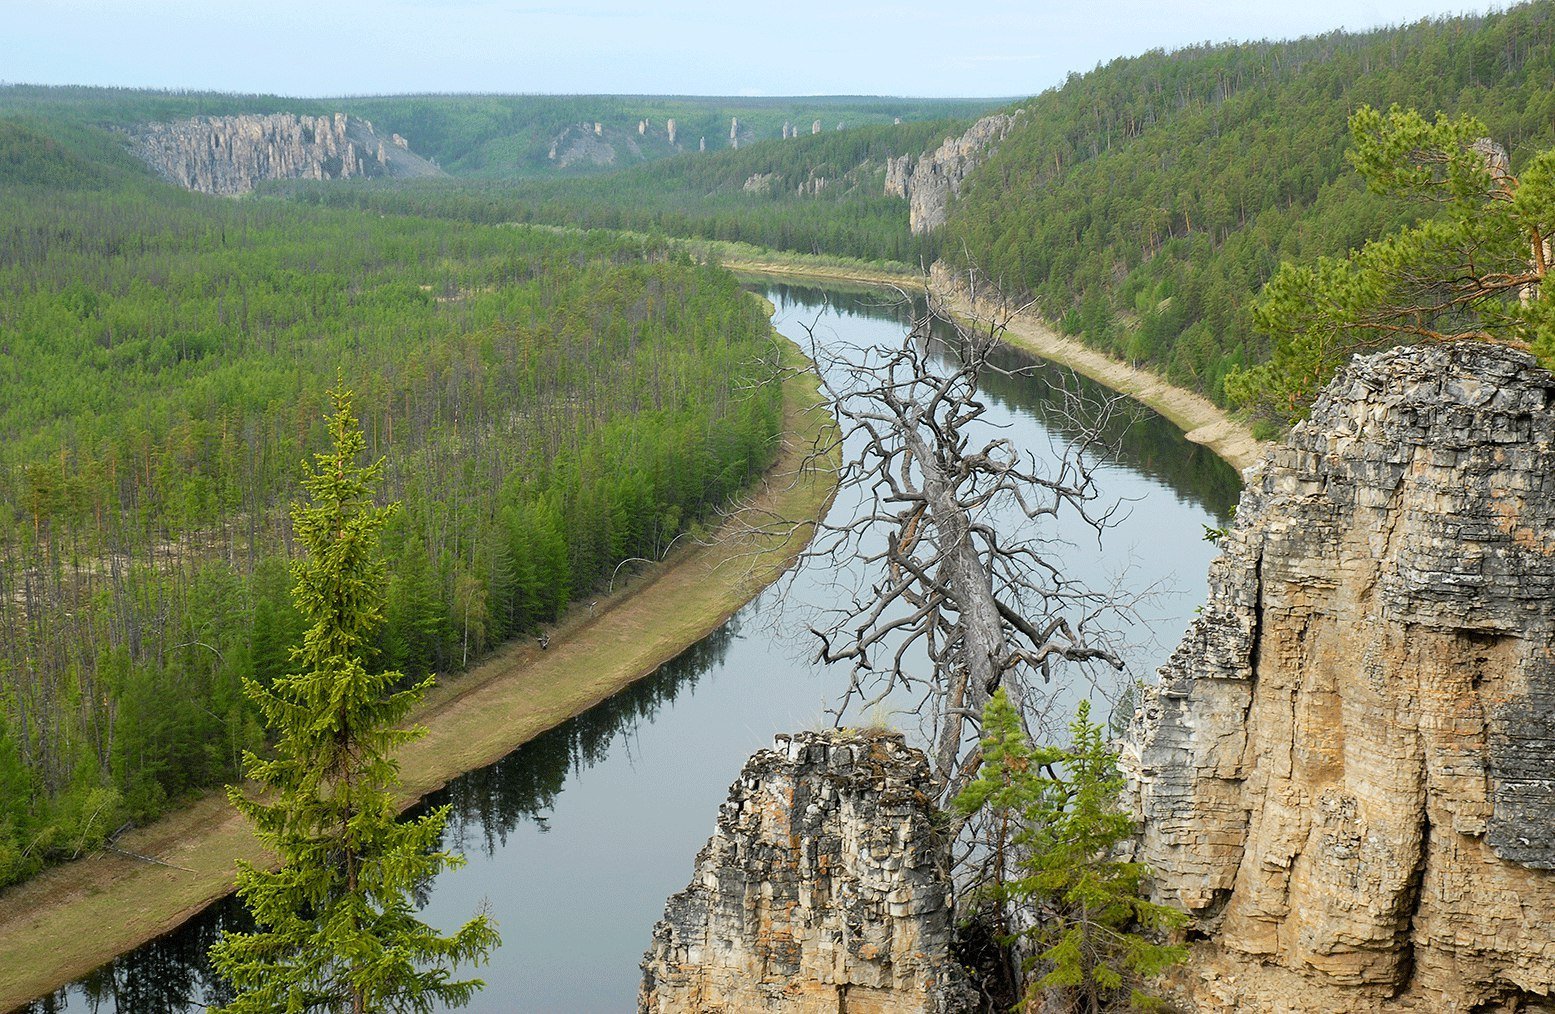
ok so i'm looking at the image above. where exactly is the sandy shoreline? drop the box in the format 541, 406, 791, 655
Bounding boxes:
726, 257, 1268, 472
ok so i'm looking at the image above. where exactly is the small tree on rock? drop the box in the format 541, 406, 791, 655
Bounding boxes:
955, 689, 1186, 1013
210, 383, 498, 1013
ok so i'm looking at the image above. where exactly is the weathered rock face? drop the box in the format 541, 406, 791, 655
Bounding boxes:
885, 110, 1023, 234
1123, 342, 1555, 1012
640, 731, 974, 1013
126, 113, 443, 195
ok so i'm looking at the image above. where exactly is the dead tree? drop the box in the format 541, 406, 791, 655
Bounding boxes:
793, 289, 1125, 793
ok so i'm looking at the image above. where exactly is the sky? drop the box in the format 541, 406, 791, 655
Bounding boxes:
4, 0, 1511, 98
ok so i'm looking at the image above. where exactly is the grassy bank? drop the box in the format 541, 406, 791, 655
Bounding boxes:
0, 320, 836, 1012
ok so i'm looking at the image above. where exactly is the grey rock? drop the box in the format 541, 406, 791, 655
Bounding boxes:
1122, 342, 1555, 1011
641, 731, 975, 1013
885, 110, 1023, 234
126, 113, 443, 195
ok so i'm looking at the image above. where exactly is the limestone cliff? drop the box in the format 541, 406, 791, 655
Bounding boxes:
640, 731, 974, 1013
126, 113, 444, 195
885, 111, 1022, 234
1123, 342, 1555, 1012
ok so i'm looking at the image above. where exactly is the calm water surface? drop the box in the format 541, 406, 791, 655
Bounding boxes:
24, 282, 1239, 1014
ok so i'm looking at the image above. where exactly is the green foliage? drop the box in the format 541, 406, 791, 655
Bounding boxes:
941, 3, 1555, 407
0, 117, 125, 189
0, 85, 990, 181
1230, 103, 1555, 424
955, 691, 1187, 1013
210, 385, 498, 1013
276, 117, 960, 266
0, 129, 783, 888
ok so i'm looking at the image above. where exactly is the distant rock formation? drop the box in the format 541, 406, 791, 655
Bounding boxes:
742, 172, 779, 195
1124, 342, 1555, 1012
813, 119, 822, 135
885, 110, 1024, 234
640, 731, 974, 1013
126, 113, 443, 196
667, 118, 677, 146
544, 121, 641, 169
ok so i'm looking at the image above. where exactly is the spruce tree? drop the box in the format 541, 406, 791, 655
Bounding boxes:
210, 383, 498, 1013
956, 690, 1186, 1013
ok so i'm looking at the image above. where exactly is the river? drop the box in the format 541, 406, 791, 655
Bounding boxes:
22, 281, 1239, 1013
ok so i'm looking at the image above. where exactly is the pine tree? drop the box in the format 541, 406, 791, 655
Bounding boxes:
1228, 104, 1555, 426
210, 383, 498, 1013
955, 690, 1186, 1013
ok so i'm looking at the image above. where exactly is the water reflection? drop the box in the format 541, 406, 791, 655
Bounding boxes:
28, 283, 1239, 1013
761, 281, 1238, 520
24, 620, 738, 1014
24, 898, 246, 1013
424, 620, 737, 856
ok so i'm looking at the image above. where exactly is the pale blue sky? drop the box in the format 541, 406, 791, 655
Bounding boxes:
3, 0, 1510, 97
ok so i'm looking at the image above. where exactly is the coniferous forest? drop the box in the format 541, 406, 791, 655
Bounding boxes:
0, 120, 782, 886
5, 0, 1555, 893
6, 4, 1555, 997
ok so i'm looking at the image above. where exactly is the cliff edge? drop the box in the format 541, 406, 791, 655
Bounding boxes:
1123, 342, 1555, 1012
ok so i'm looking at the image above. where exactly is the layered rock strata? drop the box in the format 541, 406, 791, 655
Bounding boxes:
1124, 342, 1555, 1012
885, 110, 1023, 234
640, 731, 973, 1013
127, 113, 443, 195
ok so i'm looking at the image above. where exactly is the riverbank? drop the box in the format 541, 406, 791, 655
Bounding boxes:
0, 323, 836, 1012
723, 255, 1267, 472
953, 296, 1269, 472
0, 257, 1263, 1010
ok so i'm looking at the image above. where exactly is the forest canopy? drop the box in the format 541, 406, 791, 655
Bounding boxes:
0, 130, 784, 887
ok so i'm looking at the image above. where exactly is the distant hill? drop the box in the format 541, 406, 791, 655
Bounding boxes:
0, 86, 999, 182
939, 3, 1555, 407
0, 115, 150, 190
278, 115, 982, 265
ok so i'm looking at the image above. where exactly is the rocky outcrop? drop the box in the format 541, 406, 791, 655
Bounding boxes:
885, 110, 1023, 234
546, 121, 643, 169
640, 731, 973, 1013
126, 113, 443, 195
1123, 342, 1555, 1012
743, 172, 780, 195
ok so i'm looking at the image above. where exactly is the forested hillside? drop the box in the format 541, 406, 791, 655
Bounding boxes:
279, 118, 963, 264
941, 4, 1555, 410
243, 5, 1555, 419
0, 86, 993, 180
0, 119, 783, 886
